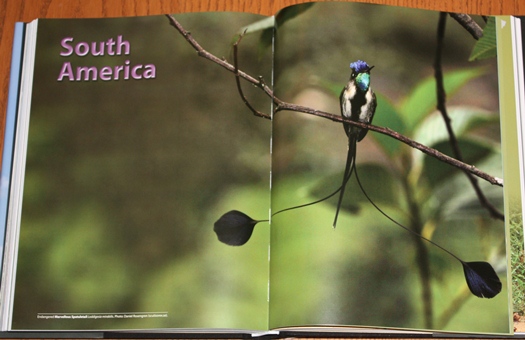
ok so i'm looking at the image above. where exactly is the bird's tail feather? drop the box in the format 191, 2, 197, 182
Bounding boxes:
333, 135, 357, 228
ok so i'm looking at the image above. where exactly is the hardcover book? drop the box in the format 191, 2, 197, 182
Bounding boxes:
0, 2, 518, 336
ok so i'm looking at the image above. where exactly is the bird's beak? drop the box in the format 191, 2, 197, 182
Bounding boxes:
368, 65, 375, 72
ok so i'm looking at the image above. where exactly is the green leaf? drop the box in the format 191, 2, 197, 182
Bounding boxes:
412, 107, 500, 186
420, 138, 495, 187
469, 17, 497, 61
275, 3, 315, 28
235, 16, 275, 54
238, 16, 275, 35
399, 68, 486, 130
432, 154, 503, 220
443, 182, 503, 220
412, 107, 499, 149
371, 94, 406, 156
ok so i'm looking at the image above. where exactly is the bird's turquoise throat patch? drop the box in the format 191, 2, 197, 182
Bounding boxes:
356, 72, 370, 91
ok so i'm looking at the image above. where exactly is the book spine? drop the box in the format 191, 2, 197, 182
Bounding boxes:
0, 22, 26, 331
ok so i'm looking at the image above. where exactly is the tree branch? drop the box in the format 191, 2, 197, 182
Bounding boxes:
165, 14, 503, 188
435, 12, 504, 220
449, 13, 483, 40
233, 31, 271, 119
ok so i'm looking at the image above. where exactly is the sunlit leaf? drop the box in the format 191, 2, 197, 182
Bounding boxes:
413, 107, 498, 147
400, 68, 486, 130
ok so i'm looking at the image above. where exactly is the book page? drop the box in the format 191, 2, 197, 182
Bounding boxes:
269, 2, 511, 334
502, 15, 525, 332
7, 12, 272, 331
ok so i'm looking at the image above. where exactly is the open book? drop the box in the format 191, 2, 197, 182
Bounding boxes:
0, 1, 518, 336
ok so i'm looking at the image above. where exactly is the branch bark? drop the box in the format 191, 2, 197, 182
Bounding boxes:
449, 13, 483, 40
233, 31, 271, 119
165, 14, 503, 188
435, 12, 504, 220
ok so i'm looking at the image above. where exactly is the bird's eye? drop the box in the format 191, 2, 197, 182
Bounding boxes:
351, 72, 357, 78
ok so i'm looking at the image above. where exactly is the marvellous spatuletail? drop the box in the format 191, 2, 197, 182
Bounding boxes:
334, 60, 377, 228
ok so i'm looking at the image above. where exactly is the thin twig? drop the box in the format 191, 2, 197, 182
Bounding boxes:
233, 31, 271, 119
435, 12, 504, 220
165, 14, 503, 188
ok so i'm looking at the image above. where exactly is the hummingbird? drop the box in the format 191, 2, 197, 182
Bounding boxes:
333, 60, 377, 228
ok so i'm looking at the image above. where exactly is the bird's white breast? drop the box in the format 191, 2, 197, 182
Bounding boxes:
341, 83, 357, 118
359, 88, 374, 123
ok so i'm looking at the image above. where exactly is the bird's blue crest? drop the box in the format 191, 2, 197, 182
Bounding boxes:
350, 60, 370, 73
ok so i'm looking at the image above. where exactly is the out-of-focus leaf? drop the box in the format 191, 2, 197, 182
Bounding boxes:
413, 107, 498, 145
400, 68, 486, 130
411, 106, 500, 177
420, 138, 495, 187
236, 16, 275, 54
442, 181, 503, 219
258, 27, 274, 56
371, 94, 406, 156
469, 17, 497, 61
238, 16, 275, 35
311, 163, 400, 214
433, 153, 503, 220
275, 3, 315, 28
